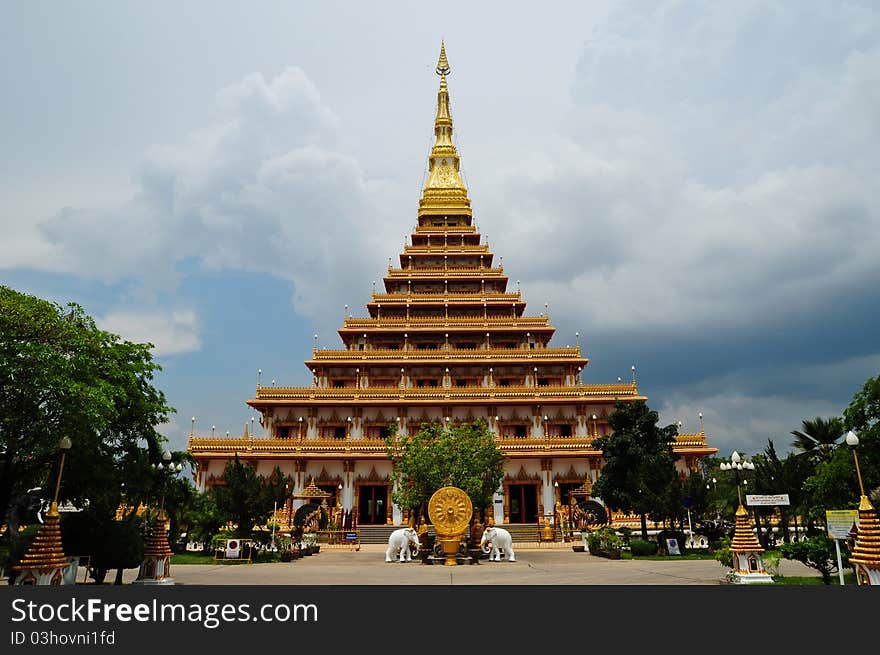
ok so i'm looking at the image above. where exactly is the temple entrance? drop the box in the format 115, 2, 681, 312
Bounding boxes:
507, 483, 539, 523
357, 484, 389, 525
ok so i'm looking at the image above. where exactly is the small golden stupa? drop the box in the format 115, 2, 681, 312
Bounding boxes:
12, 502, 69, 586
848, 495, 880, 585
728, 503, 773, 584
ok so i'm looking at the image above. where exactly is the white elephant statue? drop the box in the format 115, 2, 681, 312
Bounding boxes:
385, 527, 420, 562
480, 526, 515, 562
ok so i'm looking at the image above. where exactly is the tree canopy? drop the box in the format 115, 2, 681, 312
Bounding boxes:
0, 285, 174, 535
791, 416, 844, 462
211, 454, 289, 536
591, 400, 679, 539
385, 419, 505, 522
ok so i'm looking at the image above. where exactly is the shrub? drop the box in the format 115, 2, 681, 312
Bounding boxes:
714, 537, 733, 569
587, 527, 624, 553
780, 536, 841, 585
630, 539, 659, 556
617, 527, 633, 546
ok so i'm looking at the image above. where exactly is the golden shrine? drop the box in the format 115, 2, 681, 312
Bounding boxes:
188, 43, 717, 530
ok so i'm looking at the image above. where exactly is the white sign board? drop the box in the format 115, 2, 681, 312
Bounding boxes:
826, 510, 859, 540
225, 539, 241, 559
666, 538, 681, 556
745, 494, 790, 506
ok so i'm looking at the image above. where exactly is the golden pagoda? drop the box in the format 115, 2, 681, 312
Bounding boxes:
848, 495, 880, 585
188, 43, 717, 530
133, 509, 174, 585
12, 503, 70, 586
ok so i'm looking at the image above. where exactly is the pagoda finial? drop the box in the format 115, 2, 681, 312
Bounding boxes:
419, 41, 471, 219
437, 40, 451, 76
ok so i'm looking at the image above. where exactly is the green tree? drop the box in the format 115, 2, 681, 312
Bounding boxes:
211, 454, 288, 536
0, 286, 173, 525
385, 419, 505, 523
801, 376, 880, 523
591, 400, 679, 540
754, 440, 812, 542
791, 416, 844, 462
843, 374, 880, 498
780, 536, 842, 585
187, 492, 226, 551
1, 286, 174, 573
61, 511, 144, 585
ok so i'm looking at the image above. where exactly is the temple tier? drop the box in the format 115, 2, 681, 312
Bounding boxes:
188, 43, 717, 530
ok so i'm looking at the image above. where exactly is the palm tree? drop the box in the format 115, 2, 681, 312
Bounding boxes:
790, 416, 844, 462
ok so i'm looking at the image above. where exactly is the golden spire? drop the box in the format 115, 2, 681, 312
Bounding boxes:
849, 495, 880, 571
730, 504, 764, 554
12, 503, 69, 574
419, 41, 472, 219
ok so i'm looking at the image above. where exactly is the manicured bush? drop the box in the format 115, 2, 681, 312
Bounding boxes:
630, 539, 659, 556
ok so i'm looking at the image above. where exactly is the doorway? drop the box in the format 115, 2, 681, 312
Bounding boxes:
507, 483, 538, 523
357, 485, 388, 525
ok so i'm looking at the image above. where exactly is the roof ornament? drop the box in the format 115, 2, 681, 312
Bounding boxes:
419, 42, 471, 219
436, 40, 451, 76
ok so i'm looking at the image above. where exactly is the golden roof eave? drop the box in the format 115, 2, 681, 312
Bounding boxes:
340, 316, 553, 330
307, 346, 584, 363
246, 383, 642, 406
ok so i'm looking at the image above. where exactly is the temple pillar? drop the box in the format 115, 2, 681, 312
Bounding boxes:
503, 485, 511, 524
391, 478, 403, 526
341, 460, 355, 511
541, 459, 555, 524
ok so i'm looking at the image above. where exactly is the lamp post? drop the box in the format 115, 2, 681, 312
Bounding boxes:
845, 430, 880, 585
719, 452, 772, 584
135, 451, 181, 585
13, 437, 73, 585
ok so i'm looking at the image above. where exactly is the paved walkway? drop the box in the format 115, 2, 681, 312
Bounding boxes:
106, 544, 815, 585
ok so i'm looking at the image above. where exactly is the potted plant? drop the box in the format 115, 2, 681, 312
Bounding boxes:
586, 527, 624, 559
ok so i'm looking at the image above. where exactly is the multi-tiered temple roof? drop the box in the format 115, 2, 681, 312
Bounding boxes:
188, 45, 716, 523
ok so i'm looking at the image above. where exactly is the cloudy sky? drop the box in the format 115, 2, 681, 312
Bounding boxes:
3, 1, 878, 458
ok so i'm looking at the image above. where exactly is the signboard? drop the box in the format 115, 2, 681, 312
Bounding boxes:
344, 532, 359, 542
225, 539, 241, 559
745, 494, 790, 506
666, 538, 681, 556
826, 510, 859, 540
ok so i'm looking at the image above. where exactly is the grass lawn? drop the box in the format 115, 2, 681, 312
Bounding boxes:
171, 550, 283, 564
622, 550, 718, 561
771, 571, 856, 586
170, 551, 216, 564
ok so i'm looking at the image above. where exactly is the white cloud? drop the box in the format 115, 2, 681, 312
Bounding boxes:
97, 309, 201, 356
34, 67, 403, 336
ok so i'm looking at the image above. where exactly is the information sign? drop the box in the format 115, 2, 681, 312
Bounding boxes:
745, 494, 790, 506
826, 510, 859, 540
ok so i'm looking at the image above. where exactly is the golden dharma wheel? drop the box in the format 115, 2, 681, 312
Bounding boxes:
428, 486, 473, 536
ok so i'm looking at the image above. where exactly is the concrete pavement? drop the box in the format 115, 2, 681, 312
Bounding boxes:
105, 544, 816, 585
